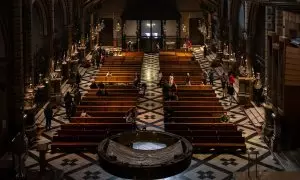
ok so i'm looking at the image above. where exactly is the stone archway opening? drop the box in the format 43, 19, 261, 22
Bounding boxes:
32, 1, 48, 82
54, 0, 68, 59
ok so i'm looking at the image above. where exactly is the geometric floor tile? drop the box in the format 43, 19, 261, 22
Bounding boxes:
68, 164, 114, 180
241, 143, 269, 160
137, 100, 162, 111
137, 110, 164, 124
208, 154, 249, 172
193, 154, 214, 161
260, 155, 284, 170
48, 154, 91, 173
183, 164, 230, 180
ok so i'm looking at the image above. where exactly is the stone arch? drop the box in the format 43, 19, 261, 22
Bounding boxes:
54, 0, 68, 55
32, 0, 50, 80
229, 0, 242, 52
247, 3, 266, 77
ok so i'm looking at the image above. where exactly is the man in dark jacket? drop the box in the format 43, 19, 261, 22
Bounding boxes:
44, 105, 53, 131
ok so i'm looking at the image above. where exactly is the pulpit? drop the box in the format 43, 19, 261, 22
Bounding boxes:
237, 77, 254, 106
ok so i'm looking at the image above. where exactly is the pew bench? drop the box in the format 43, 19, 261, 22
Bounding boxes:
80, 101, 137, 106
164, 101, 221, 106
74, 111, 126, 117
70, 117, 126, 123
60, 123, 133, 130
76, 106, 134, 111
165, 117, 222, 123
82, 96, 137, 101
164, 106, 224, 111
167, 111, 226, 117
164, 123, 237, 131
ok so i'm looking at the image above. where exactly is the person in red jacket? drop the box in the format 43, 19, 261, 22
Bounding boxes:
229, 73, 235, 86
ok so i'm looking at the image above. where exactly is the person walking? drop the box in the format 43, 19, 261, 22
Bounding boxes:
96, 55, 100, 69
220, 73, 228, 97
64, 91, 73, 119
44, 105, 53, 131
227, 83, 235, 105
209, 70, 214, 85
203, 46, 207, 58
75, 71, 81, 88
74, 89, 81, 105
203, 70, 208, 85
185, 73, 191, 85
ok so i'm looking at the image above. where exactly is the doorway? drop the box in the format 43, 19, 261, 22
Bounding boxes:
140, 20, 162, 52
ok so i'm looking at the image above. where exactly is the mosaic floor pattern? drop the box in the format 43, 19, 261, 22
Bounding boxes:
26, 51, 284, 180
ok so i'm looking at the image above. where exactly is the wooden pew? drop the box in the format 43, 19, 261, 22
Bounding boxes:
192, 136, 246, 152
177, 85, 213, 90
76, 106, 134, 111
55, 129, 124, 136
176, 92, 217, 97
60, 123, 132, 130
166, 117, 221, 123
167, 111, 225, 117
174, 97, 219, 101
164, 106, 224, 111
95, 76, 135, 82
84, 92, 138, 97
80, 101, 137, 106
82, 96, 137, 101
51, 123, 133, 152
164, 123, 237, 131
164, 101, 221, 106
70, 117, 126, 123
74, 111, 126, 117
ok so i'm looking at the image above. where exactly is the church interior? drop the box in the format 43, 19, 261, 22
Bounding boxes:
1, 0, 300, 179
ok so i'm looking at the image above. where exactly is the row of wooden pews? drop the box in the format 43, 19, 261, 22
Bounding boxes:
159, 51, 203, 85
51, 52, 143, 152
160, 51, 246, 153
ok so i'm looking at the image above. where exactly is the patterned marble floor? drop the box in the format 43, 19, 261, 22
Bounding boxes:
25, 51, 284, 180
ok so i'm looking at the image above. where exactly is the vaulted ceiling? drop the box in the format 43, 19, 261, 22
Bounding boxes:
82, 0, 219, 13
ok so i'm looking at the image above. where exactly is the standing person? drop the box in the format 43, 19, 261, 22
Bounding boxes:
96, 54, 100, 69
44, 104, 53, 131
220, 73, 228, 97
209, 70, 214, 85
74, 89, 81, 105
227, 83, 235, 105
64, 92, 73, 118
203, 70, 208, 85
157, 70, 163, 87
228, 72, 235, 86
156, 42, 160, 52
75, 71, 81, 88
203, 46, 207, 58
169, 73, 174, 86
185, 73, 191, 85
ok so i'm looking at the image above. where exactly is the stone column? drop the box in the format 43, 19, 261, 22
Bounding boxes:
90, 14, 94, 50
10, 0, 27, 178
23, 0, 33, 84
68, 0, 73, 55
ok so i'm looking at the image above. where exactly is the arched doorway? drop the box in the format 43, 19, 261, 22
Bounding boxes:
250, 6, 265, 80
140, 20, 162, 52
